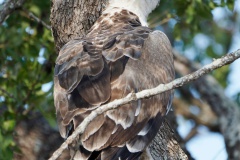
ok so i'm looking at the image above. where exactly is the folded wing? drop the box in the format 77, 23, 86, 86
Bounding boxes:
54, 24, 174, 159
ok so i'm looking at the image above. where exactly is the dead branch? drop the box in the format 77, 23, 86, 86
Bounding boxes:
22, 10, 51, 30
173, 97, 218, 128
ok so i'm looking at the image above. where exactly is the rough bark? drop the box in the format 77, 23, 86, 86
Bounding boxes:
50, 0, 108, 52
50, 0, 188, 159
0, 0, 26, 24
148, 119, 188, 160
174, 50, 240, 159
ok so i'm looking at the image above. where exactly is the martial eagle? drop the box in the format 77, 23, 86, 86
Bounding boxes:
54, 0, 174, 159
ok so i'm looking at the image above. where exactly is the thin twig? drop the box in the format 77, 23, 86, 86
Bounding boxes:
49, 49, 240, 160
0, 87, 16, 100
23, 10, 51, 30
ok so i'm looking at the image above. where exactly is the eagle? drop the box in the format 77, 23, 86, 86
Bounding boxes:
54, 0, 174, 159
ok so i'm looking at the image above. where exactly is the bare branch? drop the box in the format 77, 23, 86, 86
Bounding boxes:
0, 0, 26, 24
0, 87, 16, 100
22, 10, 51, 30
49, 49, 240, 160
173, 97, 218, 128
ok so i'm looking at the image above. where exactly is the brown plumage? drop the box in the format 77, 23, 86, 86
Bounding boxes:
54, 7, 174, 160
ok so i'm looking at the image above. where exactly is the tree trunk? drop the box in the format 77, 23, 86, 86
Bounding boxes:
50, 0, 188, 159
149, 118, 189, 160
50, 0, 108, 52
14, 113, 70, 160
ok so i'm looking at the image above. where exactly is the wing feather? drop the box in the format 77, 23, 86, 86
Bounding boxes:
102, 27, 151, 61
54, 9, 174, 160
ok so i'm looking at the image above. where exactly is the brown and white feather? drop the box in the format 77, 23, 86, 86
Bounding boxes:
54, 5, 174, 160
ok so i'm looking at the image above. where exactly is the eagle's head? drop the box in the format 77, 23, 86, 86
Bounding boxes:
105, 0, 160, 26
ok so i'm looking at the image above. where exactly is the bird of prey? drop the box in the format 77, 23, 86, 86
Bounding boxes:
54, 0, 174, 159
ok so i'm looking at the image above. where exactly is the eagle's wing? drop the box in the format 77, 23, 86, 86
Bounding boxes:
54, 39, 111, 141
99, 31, 174, 160
54, 28, 174, 160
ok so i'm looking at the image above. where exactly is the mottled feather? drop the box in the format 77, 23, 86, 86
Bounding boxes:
54, 8, 174, 160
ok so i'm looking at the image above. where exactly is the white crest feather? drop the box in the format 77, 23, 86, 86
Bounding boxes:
105, 0, 160, 26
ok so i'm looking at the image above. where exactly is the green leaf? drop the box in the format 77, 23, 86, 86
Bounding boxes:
3, 120, 16, 131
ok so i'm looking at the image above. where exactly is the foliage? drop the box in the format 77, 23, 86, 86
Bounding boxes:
0, 0, 54, 158
150, 0, 236, 86
0, 0, 239, 159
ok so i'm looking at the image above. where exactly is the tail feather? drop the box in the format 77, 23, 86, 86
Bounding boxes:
99, 146, 142, 160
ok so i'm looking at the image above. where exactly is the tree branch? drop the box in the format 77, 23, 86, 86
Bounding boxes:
49, 49, 240, 160
0, 87, 16, 100
0, 0, 26, 24
22, 10, 51, 30
173, 97, 218, 129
